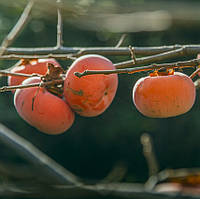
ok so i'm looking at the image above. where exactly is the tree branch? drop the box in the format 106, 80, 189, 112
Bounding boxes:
0, 79, 63, 92
141, 134, 159, 177
74, 58, 199, 78
3, 44, 200, 57
0, 53, 76, 60
56, 0, 63, 48
115, 47, 188, 69
0, 123, 82, 185
115, 34, 127, 48
0, 0, 34, 56
0, 70, 40, 78
189, 68, 200, 79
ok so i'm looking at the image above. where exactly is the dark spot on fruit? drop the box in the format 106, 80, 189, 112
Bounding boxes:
21, 101, 25, 109
72, 105, 83, 112
68, 88, 84, 96
104, 91, 108, 95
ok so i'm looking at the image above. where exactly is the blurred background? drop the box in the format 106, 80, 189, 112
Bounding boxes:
0, 0, 200, 185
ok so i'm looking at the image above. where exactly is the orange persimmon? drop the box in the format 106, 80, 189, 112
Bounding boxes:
14, 77, 75, 134
64, 54, 118, 117
8, 58, 61, 87
133, 71, 196, 118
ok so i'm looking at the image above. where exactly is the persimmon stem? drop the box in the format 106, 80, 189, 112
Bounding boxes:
0, 79, 63, 92
74, 58, 199, 78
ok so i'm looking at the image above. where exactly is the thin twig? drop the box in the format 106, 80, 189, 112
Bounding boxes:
189, 68, 200, 79
0, 0, 34, 56
0, 79, 63, 92
115, 34, 127, 48
0, 123, 82, 185
74, 58, 199, 78
0, 70, 40, 78
115, 47, 187, 69
141, 133, 159, 177
100, 162, 127, 183
129, 45, 136, 64
0, 53, 76, 60
56, 0, 63, 48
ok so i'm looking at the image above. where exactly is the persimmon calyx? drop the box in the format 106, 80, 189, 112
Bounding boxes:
150, 69, 174, 77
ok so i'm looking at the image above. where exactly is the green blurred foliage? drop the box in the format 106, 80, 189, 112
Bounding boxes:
0, 0, 200, 184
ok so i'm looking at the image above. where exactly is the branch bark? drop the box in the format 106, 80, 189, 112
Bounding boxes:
0, 123, 81, 185
56, 0, 63, 48
3, 44, 200, 57
75, 58, 199, 78
0, 79, 63, 92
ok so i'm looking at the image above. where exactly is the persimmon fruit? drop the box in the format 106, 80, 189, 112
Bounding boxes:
63, 54, 118, 117
8, 58, 61, 87
14, 77, 75, 135
133, 71, 196, 118
197, 53, 200, 77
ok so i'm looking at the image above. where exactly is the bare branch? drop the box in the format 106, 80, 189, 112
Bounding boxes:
190, 68, 200, 79
115, 47, 187, 69
56, 0, 63, 48
0, 70, 40, 78
3, 44, 200, 57
100, 162, 127, 183
129, 45, 136, 64
0, 79, 63, 92
0, 53, 76, 60
0, 123, 81, 185
0, 0, 34, 56
141, 133, 159, 177
0, 180, 197, 199
74, 58, 199, 78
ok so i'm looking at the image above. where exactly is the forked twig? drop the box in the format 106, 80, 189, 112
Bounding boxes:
115, 47, 187, 69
